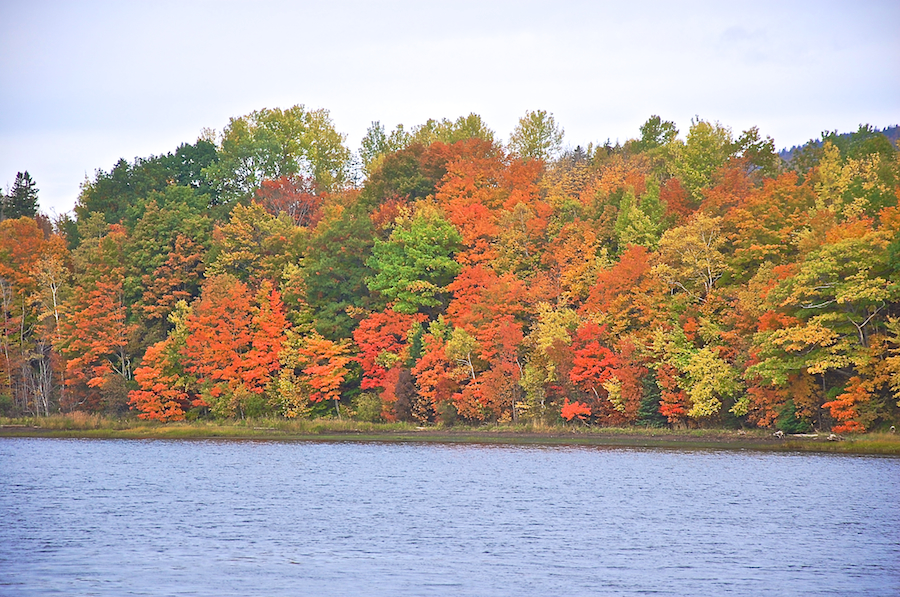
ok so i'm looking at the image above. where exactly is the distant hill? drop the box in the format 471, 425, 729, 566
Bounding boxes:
778, 124, 899, 163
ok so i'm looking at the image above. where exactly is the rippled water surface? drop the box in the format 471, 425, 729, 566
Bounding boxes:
1, 438, 898, 596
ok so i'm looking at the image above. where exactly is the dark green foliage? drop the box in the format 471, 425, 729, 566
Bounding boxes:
172, 140, 219, 200
632, 115, 678, 153
303, 204, 376, 340
3, 171, 39, 220
782, 141, 824, 180
637, 373, 666, 427
824, 124, 896, 161
776, 400, 813, 434
735, 127, 782, 179
0, 392, 13, 416
76, 156, 172, 227
435, 399, 457, 426
406, 321, 424, 367
55, 212, 80, 250
360, 143, 447, 209
74, 140, 219, 234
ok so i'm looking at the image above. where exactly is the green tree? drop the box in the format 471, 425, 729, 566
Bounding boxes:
3, 172, 39, 220
171, 138, 219, 200
632, 115, 678, 153
614, 187, 662, 251
126, 193, 212, 338
410, 113, 495, 146
203, 105, 350, 204
367, 202, 462, 314
671, 119, 736, 203
734, 127, 781, 179
763, 227, 895, 374
508, 110, 564, 161
824, 124, 897, 162
359, 121, 412, 174
75, 156, 175, 228
205, 202, 304, 284
303, 202, 376, 339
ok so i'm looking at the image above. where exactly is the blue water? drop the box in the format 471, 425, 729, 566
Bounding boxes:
1, 438, 898, 596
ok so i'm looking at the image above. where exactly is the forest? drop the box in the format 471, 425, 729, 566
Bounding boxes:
1, 107, 898, 434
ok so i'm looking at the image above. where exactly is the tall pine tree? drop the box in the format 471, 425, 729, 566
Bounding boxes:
3, 172, 38, 220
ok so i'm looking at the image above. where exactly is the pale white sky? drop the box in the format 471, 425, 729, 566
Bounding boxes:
1, 0, 898, 215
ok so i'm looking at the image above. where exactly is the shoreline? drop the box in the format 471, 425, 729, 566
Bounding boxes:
2, 422, 899, 455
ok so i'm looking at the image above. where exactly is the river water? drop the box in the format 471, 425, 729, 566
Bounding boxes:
1, 438, 898, 596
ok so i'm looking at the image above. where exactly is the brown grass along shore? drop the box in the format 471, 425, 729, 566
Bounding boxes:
2, 414, 899, 455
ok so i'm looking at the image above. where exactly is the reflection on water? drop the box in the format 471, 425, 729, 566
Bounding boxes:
1, 438, 898, 596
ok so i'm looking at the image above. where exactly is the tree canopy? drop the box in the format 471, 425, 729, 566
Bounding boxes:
3, 107, 899, 434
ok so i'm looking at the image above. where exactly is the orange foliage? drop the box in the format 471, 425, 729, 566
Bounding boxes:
180, 276, 288, 403
447, 265, 527, 363
569, 322, 616, 394
141, 234, 205, 322
182, 276, 255, 393
370, 198, 403, 232
701, 164, 753, 216
660, 178, 692, 222
657, 363, 688, 424
244, 281, 289, 390
296, 334, 352, 405
745, 383, 786, 428
60, 278, 136, 405
587, 154, 648, 200
822, 377, 869, 433
879, 204, 900, 232
255, 175, 322, 227
721, 172, 815, 267
412, 333, 458, 414
353, 309, 425, 390
561, 398, 592, 422
582, 245, 667, 337
128, 340, 191, 421
611, 338, 650, 424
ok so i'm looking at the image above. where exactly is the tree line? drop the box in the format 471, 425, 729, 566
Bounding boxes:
2, 106, 898, 433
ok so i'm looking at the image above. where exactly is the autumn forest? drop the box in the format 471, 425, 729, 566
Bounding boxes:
2, 107, 899, 434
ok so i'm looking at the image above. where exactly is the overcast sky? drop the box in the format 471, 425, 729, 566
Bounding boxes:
1, 0, 898, 215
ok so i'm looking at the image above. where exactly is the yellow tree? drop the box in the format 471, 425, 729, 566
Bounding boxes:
653, 212, 727, 303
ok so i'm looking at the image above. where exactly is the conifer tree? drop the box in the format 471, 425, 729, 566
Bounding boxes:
3, 172, 38, 220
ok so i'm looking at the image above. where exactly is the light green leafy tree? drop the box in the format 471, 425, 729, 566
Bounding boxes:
203, 105, 350, 203
752, 228, 896, 384
205, 202, 305, 284
670, 118, 735, 203
367, 202, 462, 314
409, 113, 495, 146
520, 303, 579, 418
359, 121, 412, 174
508, 110, 564, 162
614, 181, 665, 251
651, 326, 741, 420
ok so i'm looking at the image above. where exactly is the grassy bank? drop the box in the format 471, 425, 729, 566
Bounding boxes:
2, 414, 899, 455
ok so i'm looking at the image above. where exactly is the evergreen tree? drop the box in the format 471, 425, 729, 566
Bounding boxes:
3, 171, 39, 219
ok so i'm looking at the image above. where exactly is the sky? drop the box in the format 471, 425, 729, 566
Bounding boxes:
1, 0, 898, 216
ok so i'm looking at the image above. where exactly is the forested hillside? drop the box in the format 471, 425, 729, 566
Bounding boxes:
2, 107, 898, 433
